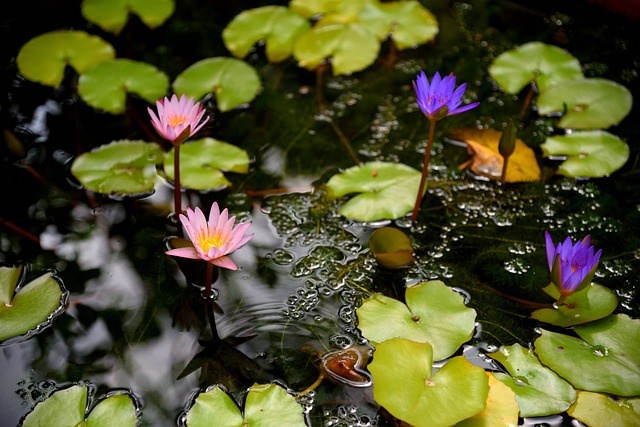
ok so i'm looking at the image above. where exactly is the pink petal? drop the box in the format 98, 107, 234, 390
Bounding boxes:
191, 207, 207, 230
166, 247, 200, 259
218, 208, 229, 229
208, 202, 222, 229
212, 256, 238, 270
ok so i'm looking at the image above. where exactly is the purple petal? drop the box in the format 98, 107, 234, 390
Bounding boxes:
544, 231, 556, 270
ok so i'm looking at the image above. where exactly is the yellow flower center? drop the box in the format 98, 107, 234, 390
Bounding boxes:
167, 114, 187, 128
196, 232, 224, 253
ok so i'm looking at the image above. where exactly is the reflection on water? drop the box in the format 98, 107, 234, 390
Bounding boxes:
1, 199, 383, 425
2, 1, 640, 425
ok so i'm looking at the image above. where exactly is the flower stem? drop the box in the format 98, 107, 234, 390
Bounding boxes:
328, 120, 360, 165
204, 297, 220, 341
500, 158, 509, 183
173, 144, 183, 237
204, 262, 219, 340
204, 262, 214, 298
411, 119, 436, 222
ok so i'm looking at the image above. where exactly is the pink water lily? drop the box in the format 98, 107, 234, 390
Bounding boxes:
166, 203, 253, 270
148, 94, 209, 145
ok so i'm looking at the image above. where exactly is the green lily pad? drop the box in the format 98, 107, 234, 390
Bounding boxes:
368, 227, 414, 269
289, 0, 366, 19
163, 138, 250, 190
22, 384, 138, 427
454, 372, 519, 427
541, 130, 630, 178
78, 59, 169, 114
222, 6, 310, 63
488, 41, 583, 94
81, 0, 175, 34
0, 264, 67, 343
568, 391, 640, 427
356, 280, 477, 361
489, 343, 577, 417
359, 0, 439, 50
369, 338, 489, 427
16, 30, 115, 87
70, 140, 164, 195
85, 393, 138, 427
293, 22, 380, 75
535, 315, 640, 396
537, 78, 633, 129
326, 161, 423, 221
185, 383, 306, 427
172, 57, 261, 112
531, 283, 618, 327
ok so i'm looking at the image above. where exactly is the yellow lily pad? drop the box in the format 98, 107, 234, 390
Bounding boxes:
450, 127, 541, 183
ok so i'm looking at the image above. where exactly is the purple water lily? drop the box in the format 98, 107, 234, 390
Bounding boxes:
410, 71, 479, 222
413, 71, 480, 121
545, 231, 602, 302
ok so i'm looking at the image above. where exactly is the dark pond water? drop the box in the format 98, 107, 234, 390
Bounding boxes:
1, 0, 640, 426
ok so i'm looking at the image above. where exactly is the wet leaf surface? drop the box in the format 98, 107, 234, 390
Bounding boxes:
489, 343, 577, 417
535, 315, 640, 397
369, 339, 489, 427
17, 30, 115, 87
489, 41, 583, 94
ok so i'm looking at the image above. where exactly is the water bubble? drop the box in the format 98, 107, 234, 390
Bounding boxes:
329, 334, 354, 349
272, 248, 295, 265
503, 257, 531, 274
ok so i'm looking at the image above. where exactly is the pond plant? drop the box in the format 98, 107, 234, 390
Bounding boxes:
148, 94, 210, 225
2, 0, 640, 426
410, 70, 479, 221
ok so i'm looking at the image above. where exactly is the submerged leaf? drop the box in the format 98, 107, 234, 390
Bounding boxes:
222, 6, 310, 62
163, 138, 250, 191
172, 57, 262, 112
78, 59, 169, 114
489, 42, 583, 94
17, 30, 115, 87
537, 78, 633, 129
450, 127, 541, 182
326, 161, 423, 221
70, 140, 164, 195
368, 227, 414, 269
541, 130, 630, 178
